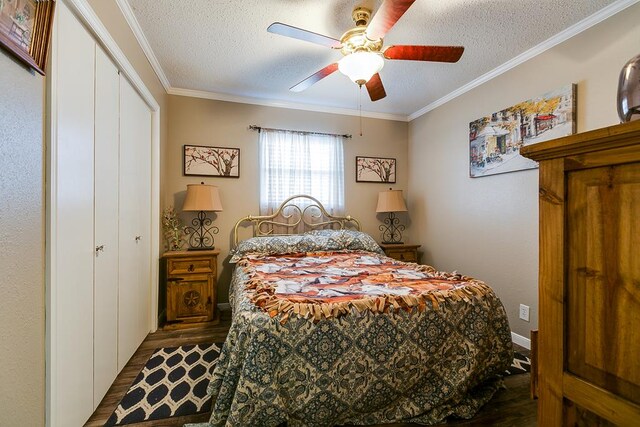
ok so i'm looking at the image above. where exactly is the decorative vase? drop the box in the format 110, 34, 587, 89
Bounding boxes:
617, 53, 640, 122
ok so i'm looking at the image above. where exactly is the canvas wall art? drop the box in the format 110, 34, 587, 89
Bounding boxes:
469, 84, 576, 178
356, 156, 396, 183
184, 145, 240, 178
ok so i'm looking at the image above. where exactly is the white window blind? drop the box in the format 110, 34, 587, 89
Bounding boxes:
259, 129, 345, 214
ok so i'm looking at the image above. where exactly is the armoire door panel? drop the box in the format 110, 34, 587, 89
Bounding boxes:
118, 76, 152, 370
93, 46, 120, 408
52, 2, 96, 425
564, 399, 618, 427
567, 163, 640, 405
521, 118, 640, 425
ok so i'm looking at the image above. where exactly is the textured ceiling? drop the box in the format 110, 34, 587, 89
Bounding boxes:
126, 0, 618, 118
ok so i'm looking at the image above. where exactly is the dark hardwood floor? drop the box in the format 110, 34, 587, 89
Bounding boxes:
85, 318, 231, 427
85, 314, 536, 427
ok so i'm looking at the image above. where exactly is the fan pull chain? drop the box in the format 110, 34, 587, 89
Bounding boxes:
359, 84, 363, 137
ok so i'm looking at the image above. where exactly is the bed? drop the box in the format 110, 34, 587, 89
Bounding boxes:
194, 195, 513, 427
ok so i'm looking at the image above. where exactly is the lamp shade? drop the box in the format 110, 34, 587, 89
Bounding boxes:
376, 189, 407, 213
182, 183, 223, 212
338, 51, 384, 85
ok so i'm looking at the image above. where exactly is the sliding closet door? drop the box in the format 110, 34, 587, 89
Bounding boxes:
137, 104, 152, 340
133, 80, 152, 355
50, 2, 95, 425
118, 77, 152, 369
93, 46, 120, 407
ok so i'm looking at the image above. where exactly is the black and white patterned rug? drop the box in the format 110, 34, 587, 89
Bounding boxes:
105, 342, 223, 426
106, 343, 528, 425
504, 351, 531, 376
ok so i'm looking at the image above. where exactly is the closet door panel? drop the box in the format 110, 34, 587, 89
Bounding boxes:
137, 105, 152, 337
53, 2, 95, 424
118, 77, 152, 369
93, 46, 120, 408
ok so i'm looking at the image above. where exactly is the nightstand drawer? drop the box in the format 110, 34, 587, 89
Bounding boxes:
386, 250, 417, 262
167, 257, 215, 275
380, 244, 421, 263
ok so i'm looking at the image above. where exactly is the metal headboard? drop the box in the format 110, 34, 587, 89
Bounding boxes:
233, 195, 361, 247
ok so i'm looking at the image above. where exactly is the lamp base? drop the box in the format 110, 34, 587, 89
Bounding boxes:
380, 241, 404, 245
379, 212, 405, 244
184, 211, 219, 251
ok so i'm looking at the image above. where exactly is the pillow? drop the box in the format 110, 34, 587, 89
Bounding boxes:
230, 230, 383, 263
304, 229, 384, 254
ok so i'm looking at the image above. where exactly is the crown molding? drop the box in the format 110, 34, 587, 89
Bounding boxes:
114, 0, 401, 122
115, 0, 171, 91
408, 0, 640, 121
168, 87, 410, 122
64, 0, 159, 111
111, 0, 637, 123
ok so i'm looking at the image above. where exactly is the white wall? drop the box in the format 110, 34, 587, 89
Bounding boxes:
407, 3, 640, 338
166, 95, 409, 302
0, 53, 45, 426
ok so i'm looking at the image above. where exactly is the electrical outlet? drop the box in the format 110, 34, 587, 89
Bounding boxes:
519, 304, 530, 322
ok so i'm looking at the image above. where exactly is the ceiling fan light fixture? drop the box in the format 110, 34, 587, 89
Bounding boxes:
338, 51, 384, 86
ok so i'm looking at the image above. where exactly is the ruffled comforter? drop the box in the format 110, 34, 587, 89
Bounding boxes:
193, 249, 513, 427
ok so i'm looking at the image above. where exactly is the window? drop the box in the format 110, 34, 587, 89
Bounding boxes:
259, 129, 344, 214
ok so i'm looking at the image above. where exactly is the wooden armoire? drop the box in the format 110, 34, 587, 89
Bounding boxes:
521, 120, 640, 425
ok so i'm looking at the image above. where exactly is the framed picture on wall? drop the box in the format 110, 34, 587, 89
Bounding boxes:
183, 144, 240, 178
469, 83, 576, 178
356, 156, 396, 183
0, 0, 55, 75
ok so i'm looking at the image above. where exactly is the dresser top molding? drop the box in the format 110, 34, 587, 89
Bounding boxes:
521, 120, 640, 162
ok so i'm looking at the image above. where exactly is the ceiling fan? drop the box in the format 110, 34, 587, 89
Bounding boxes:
267, 0, 465, 102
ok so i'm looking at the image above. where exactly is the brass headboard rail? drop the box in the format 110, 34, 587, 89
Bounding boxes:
233, 195, 361, 247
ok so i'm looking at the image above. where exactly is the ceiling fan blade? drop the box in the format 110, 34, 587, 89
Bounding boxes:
365, 0, 416, 41
384, 45, 465, 62
290, 63, 339, 92
268, 22, 342, 49
365, 73, 387, 102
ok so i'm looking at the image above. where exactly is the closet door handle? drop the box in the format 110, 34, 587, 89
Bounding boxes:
135, 235, 142, 242
95, 245, 105, 254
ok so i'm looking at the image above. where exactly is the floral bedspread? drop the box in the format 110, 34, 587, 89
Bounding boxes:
242, 251, 500, 324
192, 249, 513, 427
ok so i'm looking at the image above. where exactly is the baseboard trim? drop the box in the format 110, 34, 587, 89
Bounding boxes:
217, 302, 231, 312
512, 332, 531, 350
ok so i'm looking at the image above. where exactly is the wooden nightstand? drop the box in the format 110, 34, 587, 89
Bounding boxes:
161, 249, 220, 329
380, 243, 421, 263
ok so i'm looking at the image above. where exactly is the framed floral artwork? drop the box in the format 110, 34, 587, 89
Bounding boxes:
356, 156, 396, 183
183, 145, 240, 178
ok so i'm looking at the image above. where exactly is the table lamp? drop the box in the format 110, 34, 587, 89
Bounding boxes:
376, 189, 408, 244
182, 182, 223, 250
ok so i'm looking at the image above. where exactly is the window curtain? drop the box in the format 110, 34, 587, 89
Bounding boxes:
259, 129, 345, 215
